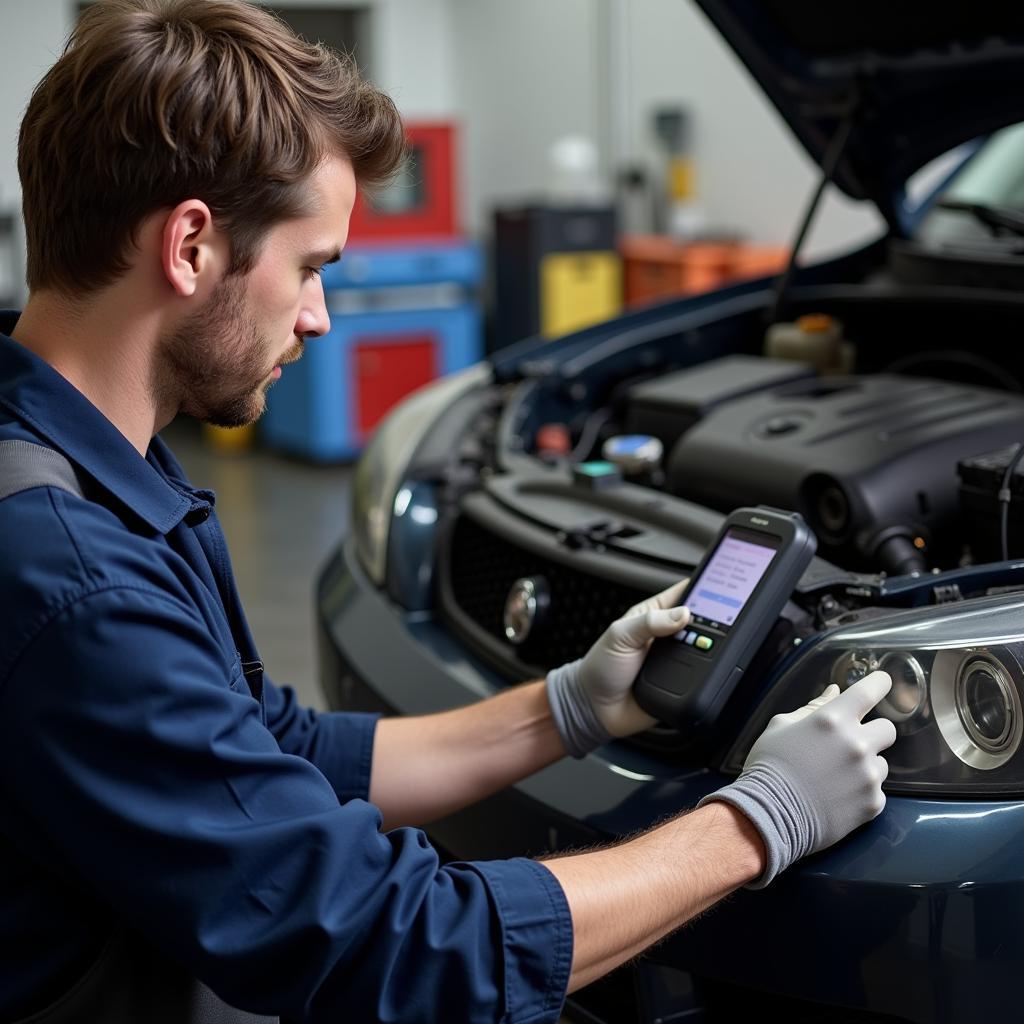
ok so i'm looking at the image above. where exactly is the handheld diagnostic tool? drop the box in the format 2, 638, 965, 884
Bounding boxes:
635, 506, 816, 732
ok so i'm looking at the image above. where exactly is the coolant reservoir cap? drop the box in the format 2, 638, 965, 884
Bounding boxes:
796, 313, 837, 333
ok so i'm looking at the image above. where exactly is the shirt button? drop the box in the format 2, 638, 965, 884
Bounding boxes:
184, 505, 211, 527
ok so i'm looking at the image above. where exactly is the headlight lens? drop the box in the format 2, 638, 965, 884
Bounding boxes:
352, 364, 490, 586
934, 651, 1023, 770
724, 595, 1024, 795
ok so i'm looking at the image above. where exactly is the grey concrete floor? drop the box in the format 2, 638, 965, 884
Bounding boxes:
166, 419, 352, 711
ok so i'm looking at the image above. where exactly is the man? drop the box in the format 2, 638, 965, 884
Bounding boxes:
0, 2, 896, 1021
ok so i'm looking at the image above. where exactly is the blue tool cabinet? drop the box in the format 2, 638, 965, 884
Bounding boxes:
261, 240, 482, 461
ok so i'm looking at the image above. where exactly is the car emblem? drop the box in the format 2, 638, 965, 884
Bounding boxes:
503, 576, 550, 644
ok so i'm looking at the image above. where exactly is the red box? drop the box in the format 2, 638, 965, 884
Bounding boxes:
352, 334, 438, 440
348, 122, 457, 241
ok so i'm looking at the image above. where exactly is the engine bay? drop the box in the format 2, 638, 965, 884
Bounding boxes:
508, 289, 1024, 583
430, 282, 1024, 751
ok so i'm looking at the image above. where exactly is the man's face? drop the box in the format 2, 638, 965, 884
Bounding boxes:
159, 155, 355, 427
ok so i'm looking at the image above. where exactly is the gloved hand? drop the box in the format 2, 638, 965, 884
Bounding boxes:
546, 580, 689, 757
698, 670, 897, 888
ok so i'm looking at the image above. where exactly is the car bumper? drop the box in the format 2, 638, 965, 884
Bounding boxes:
318, 538, 1024, 1024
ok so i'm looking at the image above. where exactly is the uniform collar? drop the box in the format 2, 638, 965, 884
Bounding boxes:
0, 312, 198, 534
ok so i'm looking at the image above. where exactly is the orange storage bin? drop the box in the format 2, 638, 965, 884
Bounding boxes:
621, 235, 789, 308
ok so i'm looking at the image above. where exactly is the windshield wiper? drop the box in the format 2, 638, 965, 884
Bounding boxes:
935, 198, 1024, 238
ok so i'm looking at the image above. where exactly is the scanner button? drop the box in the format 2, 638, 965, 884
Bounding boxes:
683, 630, 698, 645
695, 635, 714, 651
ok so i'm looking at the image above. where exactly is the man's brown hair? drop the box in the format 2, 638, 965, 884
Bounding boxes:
18, 0, 406, 295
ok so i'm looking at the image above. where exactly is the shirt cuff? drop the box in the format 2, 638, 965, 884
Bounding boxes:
308, 711, 380, 803
469, 857, 573, 1024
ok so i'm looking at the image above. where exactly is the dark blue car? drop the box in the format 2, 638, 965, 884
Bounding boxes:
318, 5, 1024, 1021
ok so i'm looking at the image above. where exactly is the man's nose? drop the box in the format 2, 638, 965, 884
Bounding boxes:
296, 279, 330, 339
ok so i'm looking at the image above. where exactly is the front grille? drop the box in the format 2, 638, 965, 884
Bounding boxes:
444, 515, 648, 670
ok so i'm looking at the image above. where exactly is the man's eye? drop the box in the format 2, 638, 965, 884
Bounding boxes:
305, 266, 326, 281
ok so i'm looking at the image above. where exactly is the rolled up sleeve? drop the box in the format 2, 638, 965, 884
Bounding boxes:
471, 858, 573, 1024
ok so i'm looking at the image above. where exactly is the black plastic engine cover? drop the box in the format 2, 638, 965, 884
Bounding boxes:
667, 374, 1024, 569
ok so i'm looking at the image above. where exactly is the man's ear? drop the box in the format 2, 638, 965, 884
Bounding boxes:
161, 200, 225, 298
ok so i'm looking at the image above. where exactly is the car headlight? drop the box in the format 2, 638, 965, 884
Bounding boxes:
353, 364, 490, 586
723, 595, 1024, 795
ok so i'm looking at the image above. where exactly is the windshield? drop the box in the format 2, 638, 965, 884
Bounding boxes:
917, 123, 1024, 248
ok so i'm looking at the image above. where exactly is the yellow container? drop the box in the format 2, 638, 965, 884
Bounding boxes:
540, 250, 622, 338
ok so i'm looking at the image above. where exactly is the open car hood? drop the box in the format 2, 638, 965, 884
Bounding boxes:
695, 1, 1024, 233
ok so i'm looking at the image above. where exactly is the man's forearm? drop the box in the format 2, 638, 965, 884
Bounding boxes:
369, 680, 566, 829
542, 800, 766, 991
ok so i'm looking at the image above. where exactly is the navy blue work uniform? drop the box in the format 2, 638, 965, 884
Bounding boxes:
0, 313, 572, 1023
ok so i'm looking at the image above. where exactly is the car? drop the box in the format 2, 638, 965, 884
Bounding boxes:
316, 5, 1024, 1022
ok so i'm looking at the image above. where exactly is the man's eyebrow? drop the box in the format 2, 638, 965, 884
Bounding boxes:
306, 248, 343, 266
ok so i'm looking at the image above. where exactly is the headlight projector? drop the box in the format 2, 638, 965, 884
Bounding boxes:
933, 651, 1024, 770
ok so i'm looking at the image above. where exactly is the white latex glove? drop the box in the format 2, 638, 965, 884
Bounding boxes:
699, 670, 898, 887
578, 579, 691, 735
546, 580, 689, 756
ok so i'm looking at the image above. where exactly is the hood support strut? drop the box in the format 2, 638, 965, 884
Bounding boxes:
768, 98, 861, 325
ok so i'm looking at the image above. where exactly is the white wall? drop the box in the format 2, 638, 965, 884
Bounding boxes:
450, 0, 881, 257
450, 0, 605, 232
0, 0, 72, 213
372, 0, 456, 117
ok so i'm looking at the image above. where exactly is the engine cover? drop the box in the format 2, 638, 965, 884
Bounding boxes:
667, 374, 1024, 570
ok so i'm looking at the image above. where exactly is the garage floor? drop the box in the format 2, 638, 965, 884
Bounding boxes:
167, 419, 352, 711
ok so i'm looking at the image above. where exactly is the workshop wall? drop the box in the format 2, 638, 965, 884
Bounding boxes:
616, 0, 882, 256
0, 0, 883, 305
0, 0, 67, 296
450, 0, 606, 226
450, 0, 882, 257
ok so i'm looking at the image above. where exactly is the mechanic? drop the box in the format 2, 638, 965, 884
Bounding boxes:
0, 2, 898, 1022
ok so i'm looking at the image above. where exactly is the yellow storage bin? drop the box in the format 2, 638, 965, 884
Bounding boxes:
540, 250, 622, 338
